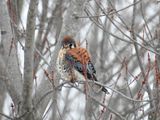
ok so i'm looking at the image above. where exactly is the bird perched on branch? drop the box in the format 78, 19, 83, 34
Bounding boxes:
57, 35, 109, 94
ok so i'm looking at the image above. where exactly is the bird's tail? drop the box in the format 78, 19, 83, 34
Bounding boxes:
92, 74, 109, 94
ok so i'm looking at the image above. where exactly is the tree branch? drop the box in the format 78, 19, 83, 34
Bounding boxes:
21, 0, 38, 119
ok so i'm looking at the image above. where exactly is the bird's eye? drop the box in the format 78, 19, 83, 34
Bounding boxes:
69, 43, 74, 48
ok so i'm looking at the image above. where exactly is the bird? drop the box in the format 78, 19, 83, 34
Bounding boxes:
56, 35, 109, 94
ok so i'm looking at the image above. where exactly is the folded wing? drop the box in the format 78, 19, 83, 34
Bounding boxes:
65, 48, 96, 80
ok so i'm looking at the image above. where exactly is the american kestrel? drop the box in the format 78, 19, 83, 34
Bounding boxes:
57, 35, 109, 94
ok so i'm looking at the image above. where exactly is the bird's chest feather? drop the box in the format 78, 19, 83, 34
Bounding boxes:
57, 49, 85, 81
57, 49, 70, 73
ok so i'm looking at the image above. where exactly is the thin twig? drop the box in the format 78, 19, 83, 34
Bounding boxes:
77, 0, 141, 19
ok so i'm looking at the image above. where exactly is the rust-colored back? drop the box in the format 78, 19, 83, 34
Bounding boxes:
67, 48, 90, 64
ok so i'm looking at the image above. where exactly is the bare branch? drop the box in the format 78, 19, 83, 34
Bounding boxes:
21, 0, 38, 119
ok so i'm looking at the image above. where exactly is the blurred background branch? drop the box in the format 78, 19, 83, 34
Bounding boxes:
0, 0, 160, 120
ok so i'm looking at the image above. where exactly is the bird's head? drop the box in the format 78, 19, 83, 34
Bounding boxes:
61, 35, 76, 49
